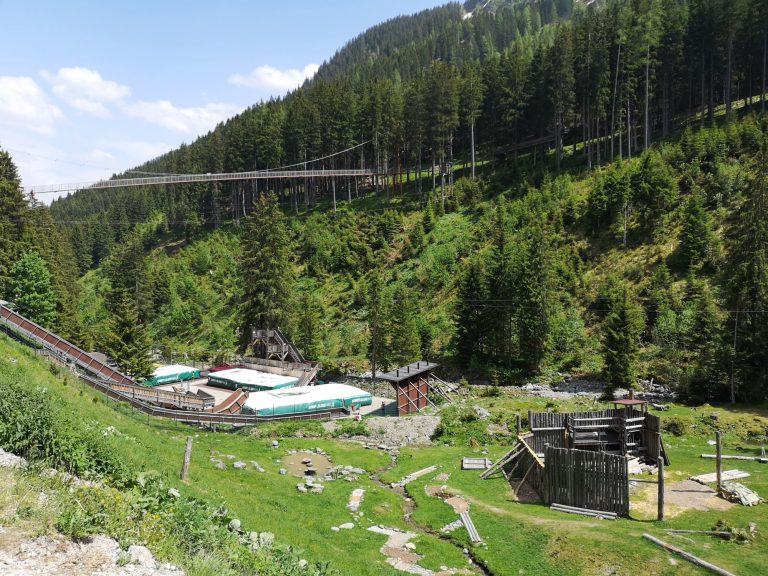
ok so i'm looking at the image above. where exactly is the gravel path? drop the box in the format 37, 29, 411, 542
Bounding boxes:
364, 416, 440, 446
0, 530, 183, 576
0, 449, 182, 576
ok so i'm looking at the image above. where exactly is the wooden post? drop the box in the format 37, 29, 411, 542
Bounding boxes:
516, 413, 522, 436
657, 435, 665, 521
716, 430, 722, 495
181, 436, 193, 482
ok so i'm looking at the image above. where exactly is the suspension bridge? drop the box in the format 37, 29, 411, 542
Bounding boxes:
23, 141, 381, 196
25, 168, 378, 195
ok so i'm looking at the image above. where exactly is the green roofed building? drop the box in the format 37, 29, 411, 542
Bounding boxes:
145, 364, 201, 387
207, 367, 298, 392
242, 383, 372, 417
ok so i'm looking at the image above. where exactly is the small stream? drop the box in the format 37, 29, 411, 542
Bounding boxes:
370, 452, 492, 576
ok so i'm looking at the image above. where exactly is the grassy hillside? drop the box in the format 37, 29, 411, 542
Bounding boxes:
76, 114, 768, 402
3, 332, 768, 575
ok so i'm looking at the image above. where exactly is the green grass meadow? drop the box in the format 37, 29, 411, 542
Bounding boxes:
2, 333, 768, 575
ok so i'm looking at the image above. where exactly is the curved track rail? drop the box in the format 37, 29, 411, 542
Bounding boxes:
1, 302, 345, 426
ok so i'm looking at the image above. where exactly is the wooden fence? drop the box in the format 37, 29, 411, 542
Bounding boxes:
544, 446, 630, 516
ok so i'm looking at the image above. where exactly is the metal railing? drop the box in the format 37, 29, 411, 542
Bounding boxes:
26, 169, 377, 195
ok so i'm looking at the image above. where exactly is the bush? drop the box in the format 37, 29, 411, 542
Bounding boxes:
0, 378, 132, 481
662, 417, 690, 437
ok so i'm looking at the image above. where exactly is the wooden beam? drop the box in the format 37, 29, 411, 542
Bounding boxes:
642, 534, 737, 576
716, 430, 722, 495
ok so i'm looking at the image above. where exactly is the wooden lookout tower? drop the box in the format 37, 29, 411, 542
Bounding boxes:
378, 361, 439, 416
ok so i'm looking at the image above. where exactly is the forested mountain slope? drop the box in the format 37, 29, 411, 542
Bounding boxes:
6, 0, 766, 401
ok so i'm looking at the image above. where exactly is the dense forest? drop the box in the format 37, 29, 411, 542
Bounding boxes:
2, 0, 768, 400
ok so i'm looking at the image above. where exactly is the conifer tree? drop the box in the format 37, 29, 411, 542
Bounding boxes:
679, 188, 714, 268
684, 277, 725, 400
296, 291, 322, 361
103, 290, 153, 380
455, 257, 489, 367
725, 144, 768, 400
0, 149, 27, 293
601, 280, 645, 398
383, 284, 421, 369
517, 229, 553, 373
6, 251, 57, 329
238, 193, 295, 351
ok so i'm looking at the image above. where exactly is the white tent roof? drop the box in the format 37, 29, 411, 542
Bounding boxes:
244, 383, 370, 411
209, 367, 297, 389
152, 364, 198, 378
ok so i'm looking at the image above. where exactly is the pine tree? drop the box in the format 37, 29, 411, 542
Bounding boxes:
455, 257, 489, 367
679, 188, 714, 268
684, 277, 725, 400
0, 149, 27, 293
725, 144, 768, 400
516, 229, 553, 373
296, 291, 322, 361
601, 281, 645, 398
102, 290, 153, 380
238, 193, 295, 351
382, 284, 421, 369
6, 251, 57, 328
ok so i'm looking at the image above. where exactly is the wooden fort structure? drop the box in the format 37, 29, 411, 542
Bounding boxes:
484, 399, 669, 517
378, 361, 439, 416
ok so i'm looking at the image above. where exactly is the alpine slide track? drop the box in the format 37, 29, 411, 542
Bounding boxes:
0, 302, 339, 427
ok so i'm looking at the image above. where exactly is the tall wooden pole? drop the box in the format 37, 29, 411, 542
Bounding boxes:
716, 430, 722, 495
181, 436, 193, 482
657, 435, 665, 521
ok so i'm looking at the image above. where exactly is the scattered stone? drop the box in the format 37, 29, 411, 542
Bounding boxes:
405, 542, 416, 551
310, 485, 325, 494
272, 440, 279, 448
127, 544, 156, 569
279, 468, 287, 475
339, 523, 355, 530
233, 461, 247, 470
348, 488, 365, 511
331, 526, 340, 532
258, 532, 275, 548
440, 520, 464, 533
299, 559, 308, 569
297, 483, 308, 493
0, 448, 27, 469
251, 461, 265, 472
228, 519, 241, 532
473, 405, 491, 420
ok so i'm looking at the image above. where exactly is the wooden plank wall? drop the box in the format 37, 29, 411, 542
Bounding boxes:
529, 409, 630, 430
544, 446, 630, 516
643, 413, 662, 463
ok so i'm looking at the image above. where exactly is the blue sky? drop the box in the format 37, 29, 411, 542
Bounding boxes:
0, 0, 446, 198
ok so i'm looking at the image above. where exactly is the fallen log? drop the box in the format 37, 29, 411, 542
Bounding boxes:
642, 534, 736, 576
701, 454, 768, 463
550, 503, 617, 520
665, 529, 733, 540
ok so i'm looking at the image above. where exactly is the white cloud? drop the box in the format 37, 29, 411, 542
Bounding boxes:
41, 67, 130, 118
83, 148, 116, 164
122, 100, 239, 134
228, 63, 319, 93
0, 76, 63, 135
